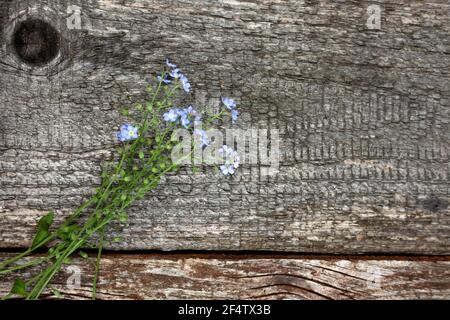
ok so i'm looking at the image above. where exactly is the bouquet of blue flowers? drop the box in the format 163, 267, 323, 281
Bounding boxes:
0, 59, 240, 299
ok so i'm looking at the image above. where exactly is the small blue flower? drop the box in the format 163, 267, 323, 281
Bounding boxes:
231, 109, 239, 123
219, 145, 240, 176
176, 108, 186, 117
180, 74, 191, 93
163, 109, 180, 122
185, 105, 196, 115
220, 164, 236, 176
157, 73, 172, 84
164, 59, 192, 93
166, 58, 177, 69
164, 106, 197, 128
219, 145, 233, 156
194, 129, 209, 147
181, 106, 196, 122
170, 68, 182, 79
222, 97, 237, 110
117, 124, 139, 142
181, 114, 191, 128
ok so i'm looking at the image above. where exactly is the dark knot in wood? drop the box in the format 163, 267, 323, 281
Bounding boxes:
13, 19, 60, 66
422, 197, 449, 213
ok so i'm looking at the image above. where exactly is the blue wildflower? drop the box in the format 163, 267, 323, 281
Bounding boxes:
180, 106, 197, 128
180, 74, 191, 93
163, 106, 197, 128
166, 58, 177, 69
180, 114, 191, 128
176, 108, 186, 117
157, 73, 172, 84
222, 97, 237, 110
219, 145, 240, 176
164, 58, 192, 93
194, 129, 209, 148
185, 105, 196, 115
220, 165, 235, 176
163, 109, 180, 123
231, 109, 239, 123
170, 68, 182, 79
219, 145, 233, 156
179, 105, 195, 115
117, 124, 139, 142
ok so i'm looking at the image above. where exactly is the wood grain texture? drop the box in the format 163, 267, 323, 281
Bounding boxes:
1, 254, 449, 300
0, 0, 449, 253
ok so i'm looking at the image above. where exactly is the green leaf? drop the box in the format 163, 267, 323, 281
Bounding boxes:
124, 176, 131, 182
57, 226, 71, 238
151, 167, 159, 174
31, 212, 54, 249
146, 103, 153, 112
118, 213, 128, 223
120, 194, 127, 202
139, 151, 145, 159
58, 224, 81, 242
112, 237, 122, 243
120, 108, 130, 116
10, 279, 27, 297
39, 212, 54, 227
79, 251, 88, 259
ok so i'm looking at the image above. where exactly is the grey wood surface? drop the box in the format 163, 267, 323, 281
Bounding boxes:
1, 254, 449, 300
0, 0, 449, 254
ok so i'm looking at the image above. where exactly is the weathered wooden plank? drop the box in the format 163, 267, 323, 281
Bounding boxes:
0, 0, 449, 253
1, 254, 449, 300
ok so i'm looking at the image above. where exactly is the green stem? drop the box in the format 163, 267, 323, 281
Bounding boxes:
26, 215, 114, 300
0, 257, 51, 276
25, 157, 183, 300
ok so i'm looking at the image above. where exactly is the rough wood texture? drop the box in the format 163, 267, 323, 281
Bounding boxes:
0, 0, 449, 254
1, 254, 449, 300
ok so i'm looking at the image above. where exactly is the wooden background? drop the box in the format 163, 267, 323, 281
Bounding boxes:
0, 0, 449, 299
